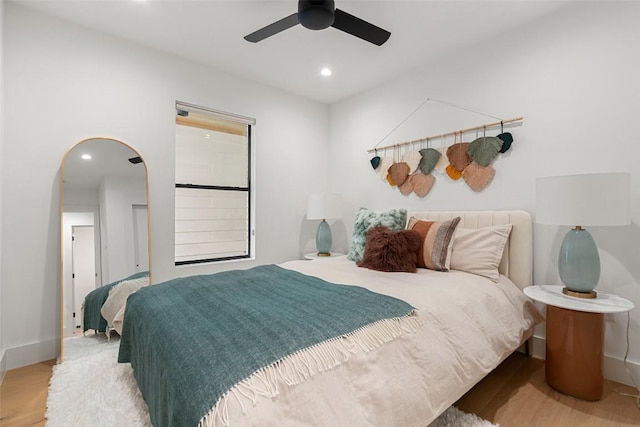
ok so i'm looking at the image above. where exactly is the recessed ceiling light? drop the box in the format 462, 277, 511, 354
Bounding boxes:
204, 134, 211, 139
81, 154, 92, 160
320, 67, 332, 77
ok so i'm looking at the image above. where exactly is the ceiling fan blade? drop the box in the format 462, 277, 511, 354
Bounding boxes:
244, 13, 300, 43
331, 8, 390, 46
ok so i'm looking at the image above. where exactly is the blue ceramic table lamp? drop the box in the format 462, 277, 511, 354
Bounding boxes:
536, 173, 630, 298
307, 193, 341, 256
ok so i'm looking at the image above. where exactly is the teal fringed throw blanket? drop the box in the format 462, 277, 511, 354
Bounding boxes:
118, 265, 417, 427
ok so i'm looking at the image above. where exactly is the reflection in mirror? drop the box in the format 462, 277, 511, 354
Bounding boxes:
60, 138, 150, 361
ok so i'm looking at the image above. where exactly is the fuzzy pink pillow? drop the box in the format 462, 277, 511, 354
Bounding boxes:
357, 226, 421, 273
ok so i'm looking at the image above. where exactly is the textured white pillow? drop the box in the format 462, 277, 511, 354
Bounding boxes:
450, 224, 512, 282
100, 276, 149, 326
113, 305, 127, 335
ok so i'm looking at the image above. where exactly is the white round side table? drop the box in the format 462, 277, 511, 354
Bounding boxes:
523, 285, 634, 401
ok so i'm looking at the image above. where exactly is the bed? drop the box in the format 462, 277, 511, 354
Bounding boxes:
82, 270, 149, 333
118, 210, 542, 427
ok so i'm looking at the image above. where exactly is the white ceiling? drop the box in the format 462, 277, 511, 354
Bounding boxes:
15, 0, 566, 104
63, 139, 146, 190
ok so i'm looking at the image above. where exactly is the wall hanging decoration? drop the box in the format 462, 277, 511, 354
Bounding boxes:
388, 162, 410, 187
434, 146, 449, 174
375, 155, 394, 180
418, 147, 440, 174
401, 150, 422, 174
368, 98, 523, 196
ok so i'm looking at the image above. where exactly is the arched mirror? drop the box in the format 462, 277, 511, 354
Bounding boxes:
60, 137, 150, 361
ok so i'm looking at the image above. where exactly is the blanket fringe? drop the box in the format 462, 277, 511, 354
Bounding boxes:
198, 310, 423, 427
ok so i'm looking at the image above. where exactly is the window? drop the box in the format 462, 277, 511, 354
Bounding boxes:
175, 101, 255, 265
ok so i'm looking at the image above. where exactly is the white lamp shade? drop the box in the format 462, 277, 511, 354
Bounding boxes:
307, 193, 341, 220
536, 172, 630, 226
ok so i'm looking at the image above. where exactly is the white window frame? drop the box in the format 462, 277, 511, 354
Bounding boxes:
174, 101, 256, 265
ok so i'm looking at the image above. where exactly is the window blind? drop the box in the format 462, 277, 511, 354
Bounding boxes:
175, 102, 254, 265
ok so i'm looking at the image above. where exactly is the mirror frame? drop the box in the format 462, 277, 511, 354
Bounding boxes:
59, 137, 151, 362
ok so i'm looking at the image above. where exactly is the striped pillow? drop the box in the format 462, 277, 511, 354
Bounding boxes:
407, 216, 461, 271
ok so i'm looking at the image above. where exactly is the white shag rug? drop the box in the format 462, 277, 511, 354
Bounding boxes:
429, 407, 498, 427
47, 335, 497, 426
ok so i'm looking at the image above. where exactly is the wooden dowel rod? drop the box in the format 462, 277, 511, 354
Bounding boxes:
367, 116, 523, 153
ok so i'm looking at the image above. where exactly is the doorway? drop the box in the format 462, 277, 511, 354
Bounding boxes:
71, 226, 97, 331
62, 211, 100, 337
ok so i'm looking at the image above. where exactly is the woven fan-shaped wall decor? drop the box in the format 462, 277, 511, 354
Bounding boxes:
369, 129, 516, 196
418, 148, 441, 174
401, 151, 422, 173
409, 172, 435, 197
446, 143, 471, 171
368, 110, 521, 196
462, 163, 495, 191
467, 137, 502, 167
445, 164, 463, 181
388, 162, 410, 186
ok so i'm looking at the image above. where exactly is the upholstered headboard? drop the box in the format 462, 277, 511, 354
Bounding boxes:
407, 211, 533, 290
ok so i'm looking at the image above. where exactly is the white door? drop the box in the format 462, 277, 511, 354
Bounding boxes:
132, 204, 149, 272
72, 226, 97, 332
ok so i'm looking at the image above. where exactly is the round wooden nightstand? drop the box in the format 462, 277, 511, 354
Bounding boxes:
524, 285, 634, 401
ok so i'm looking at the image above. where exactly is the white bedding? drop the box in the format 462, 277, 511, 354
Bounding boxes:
214, 257, 542, 427
100, 276, 149, 335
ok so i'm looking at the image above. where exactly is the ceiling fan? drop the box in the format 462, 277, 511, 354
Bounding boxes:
244, 0, 391, 46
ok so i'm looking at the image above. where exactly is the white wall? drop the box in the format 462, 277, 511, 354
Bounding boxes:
99, 175, 146, 284
329, 2, 640, 387
1, 4, 329, 369
0, 0, 6, 382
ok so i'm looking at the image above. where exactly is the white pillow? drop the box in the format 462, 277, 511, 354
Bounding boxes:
113, 305, 126, 335
450, 224, 512, 282
100, 276, 149, 326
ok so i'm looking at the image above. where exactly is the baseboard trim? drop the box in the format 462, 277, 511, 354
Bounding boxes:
0, 349, 7, 385
4, 338, 59, 371
530, 334, 640, 389
603, 353, 640, 390
530, 334, 546, 359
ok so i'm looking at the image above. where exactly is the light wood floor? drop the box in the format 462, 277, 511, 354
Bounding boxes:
0, 359, 55, 426
456, 354, 640, 426
0, 353, 638, 426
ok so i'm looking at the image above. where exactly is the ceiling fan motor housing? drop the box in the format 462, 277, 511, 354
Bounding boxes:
299, 0, 335, 30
